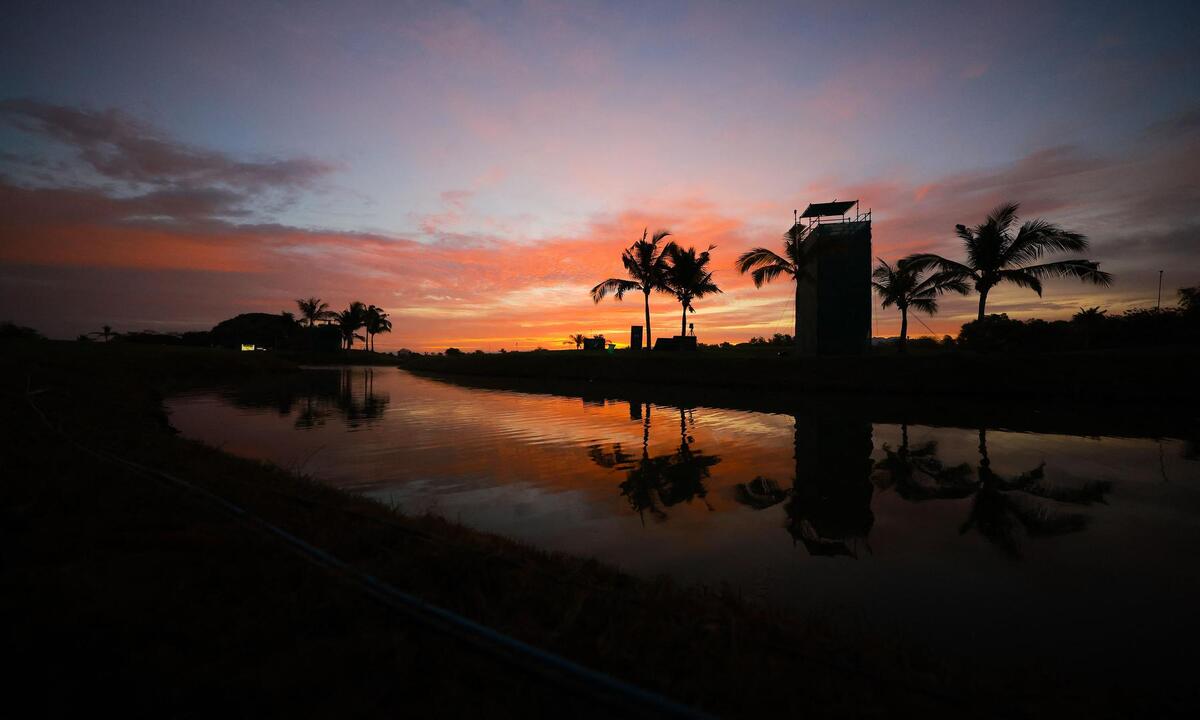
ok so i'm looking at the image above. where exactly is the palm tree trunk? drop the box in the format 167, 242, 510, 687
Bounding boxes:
899, 307, 908, 354
680, 303, 687, 337
977, 287, 989, 322
643, 290, 652, 350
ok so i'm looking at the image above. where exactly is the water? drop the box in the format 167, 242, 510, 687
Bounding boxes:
168, 366, 1200, 674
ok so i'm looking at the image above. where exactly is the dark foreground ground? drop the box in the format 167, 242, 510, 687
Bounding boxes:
1, 341, 1190, 717
402, 345, 1200, 402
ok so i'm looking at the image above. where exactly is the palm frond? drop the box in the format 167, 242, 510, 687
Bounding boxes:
736, 247, 791, 274
986, 202, 1021, 235
1004, 220, 1088, 264
1021, 259, 1113, 286
909, 297, 939, 315
591, 278, 641, 303
901, 253, 977, 280
997, 269, 1044, 295
752, 264, 788, 288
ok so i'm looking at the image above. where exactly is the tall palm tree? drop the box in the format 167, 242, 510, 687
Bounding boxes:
590, 229, 673, 349
364, 305, 392, 351
904, 202, 1112, 322
871, 258, 969, 353
664, 244, 722, 337
335, 301, 368, 350
295, 297, 333, 327
736, 222, 821, 350
565, 333, 586, 350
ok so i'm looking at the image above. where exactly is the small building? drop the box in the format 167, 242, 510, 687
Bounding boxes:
795, 200, 872, 355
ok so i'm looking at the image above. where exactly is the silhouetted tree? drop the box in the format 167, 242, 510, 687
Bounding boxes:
591, 229, 674, 349
1179, 285, 1199, 315
364, 305, 392, 351
1072, 306, 1108, 348
335, 301, 368, 350
664, 244, 722, 337
904, 202, 1112, 321
565, 333, 586, 349
296, 297, 333, 327
89, 324, 117, 342
736, 222, 821, 349
871, 258, 968, 352
1, 322, 43, 340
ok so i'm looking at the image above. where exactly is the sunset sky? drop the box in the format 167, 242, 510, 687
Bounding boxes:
2, 0, 1198, 350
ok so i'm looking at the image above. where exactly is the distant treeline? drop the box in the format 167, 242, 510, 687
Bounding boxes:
71, 313, 347, 353
60, 297, 397, 354
957, 299, 1199, 353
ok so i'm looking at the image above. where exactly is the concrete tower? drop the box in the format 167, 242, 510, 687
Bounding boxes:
794, 200, 872, 355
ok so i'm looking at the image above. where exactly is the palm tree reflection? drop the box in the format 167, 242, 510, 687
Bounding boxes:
874, 425, 1111, 558
222, 368, 390, 429
589, 404, 719, 523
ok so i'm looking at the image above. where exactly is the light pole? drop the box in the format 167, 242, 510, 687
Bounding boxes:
1157, 270, 1164, 310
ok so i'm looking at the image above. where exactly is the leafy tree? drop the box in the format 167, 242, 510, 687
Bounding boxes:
1179, 285, 1199, 315
664, 244, 722, 338
591, 229, 674, 349
904, 202, 1112, 321
871, 258, 968, 352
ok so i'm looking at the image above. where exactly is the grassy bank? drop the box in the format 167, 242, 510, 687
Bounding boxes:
0, 340, 1175, 717
402, 346, 1200, 402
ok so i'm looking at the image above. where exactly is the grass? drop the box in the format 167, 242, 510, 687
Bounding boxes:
402, 345, 1200, 401
0, 340, 1179, 717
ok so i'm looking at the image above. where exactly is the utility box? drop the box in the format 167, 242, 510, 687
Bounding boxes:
630, 325, 643, 350
794, 200, 872, 356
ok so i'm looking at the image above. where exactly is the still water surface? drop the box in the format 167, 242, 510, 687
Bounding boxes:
168, 367, 1200, 670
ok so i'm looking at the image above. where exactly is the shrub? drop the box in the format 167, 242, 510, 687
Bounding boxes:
0, 322, 43, 340
959, 305, 1200, 352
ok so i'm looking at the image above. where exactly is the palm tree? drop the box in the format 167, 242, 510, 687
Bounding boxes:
565, 333, 586, 350
871, 258, 969, 353
904, 202, 1112, 322
736, 222, 821, 350
335, 301, 368, 350
364, 305, 392, 352
89, 325, 116, 342
296, 297, 333, 327
664, 244, 722, 337
590, 229, 674, 349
